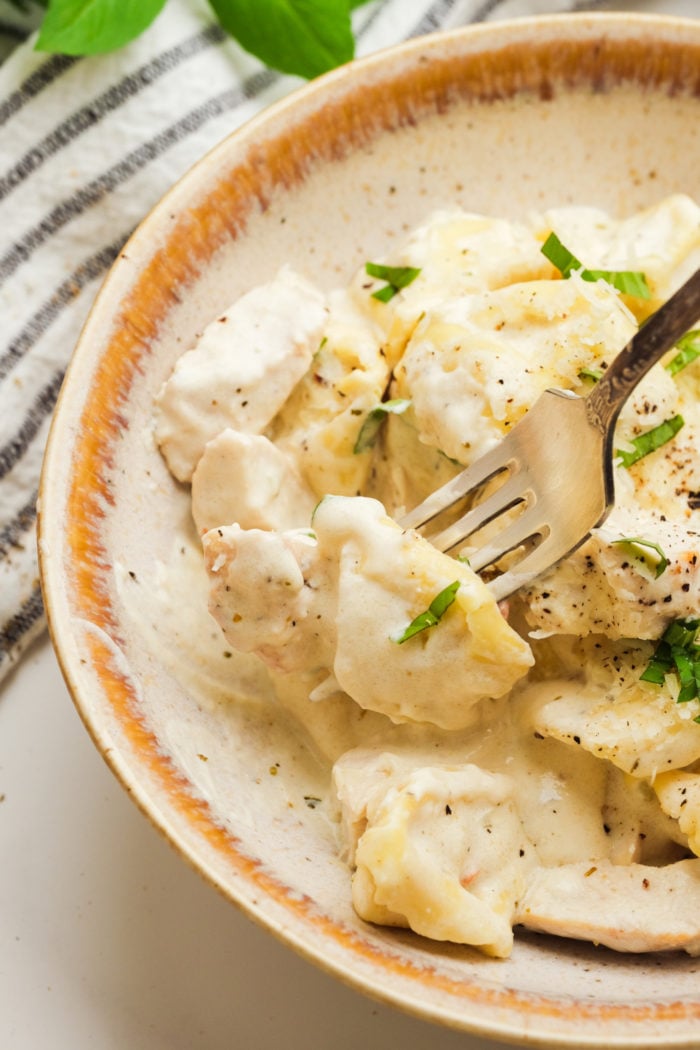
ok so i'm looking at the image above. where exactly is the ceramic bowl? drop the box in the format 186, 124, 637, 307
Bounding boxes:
39, 13, 700, 1047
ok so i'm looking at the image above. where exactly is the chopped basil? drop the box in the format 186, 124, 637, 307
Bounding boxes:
540, 232, 582, 277
540, 232, 650, 299
615, 414, 685, 469
579, 366, 604, 383
666, 329, 700, 377
611, 536, 668, 579
641, 618, 700, 708
353, 398, 411, 454
395, 580, 461, 644
365, 262, 421, 303
584, 268, 650, 299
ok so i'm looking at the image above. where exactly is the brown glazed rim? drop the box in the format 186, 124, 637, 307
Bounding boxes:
39, 14, 700, 1046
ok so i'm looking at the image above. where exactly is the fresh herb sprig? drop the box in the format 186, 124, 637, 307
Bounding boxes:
666, 329, 700, 377
365, 262, 421, 303
34, 0, 371, 79
541, 232, 650, 300
353, 397, 411, 454
641, 619, 700, 711
395, 581, 460, 644
611, 536, 668, 579
615, 414, 685, 469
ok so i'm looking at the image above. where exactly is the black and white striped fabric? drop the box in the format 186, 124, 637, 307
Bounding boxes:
0, 0, 603, 681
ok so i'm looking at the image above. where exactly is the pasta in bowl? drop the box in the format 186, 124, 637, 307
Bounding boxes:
39, 13, 700, 1046
153, 195, 700, 960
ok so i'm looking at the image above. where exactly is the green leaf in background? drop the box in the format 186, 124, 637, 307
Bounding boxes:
36, 0, 168, 54
6, 0, 48, 11
208, 0, 355, 79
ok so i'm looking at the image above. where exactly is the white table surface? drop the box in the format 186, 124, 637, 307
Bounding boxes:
1, 636, 511, 1050
2, 2, 698, 1047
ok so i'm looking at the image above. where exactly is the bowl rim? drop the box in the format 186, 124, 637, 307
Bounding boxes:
38, 11, 700, 1047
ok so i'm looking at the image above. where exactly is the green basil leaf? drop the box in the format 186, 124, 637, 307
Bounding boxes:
640, 655, 670, 686
611, 536, 669, 579
615, 414, 685, 469
208, 0, 354, 79
353, 398, 411, 454
663, 618, 700, 650
365, 261, 421, 302
584, 268, 651, 300
395, 580, 460, 644
578, 366, 604, 383
673, 648, 697, 702
36, 0, 167, 54
540, 231, 650, 299
666, 329, 700, 377
641, 620, 700, 709
540, 232, 582, 277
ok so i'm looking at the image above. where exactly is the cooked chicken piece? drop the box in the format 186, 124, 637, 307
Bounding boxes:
191, 430, 315, 535
154, 267, 327, 481
204, 525, 333, 675
522, 506, 700, 640
520, 858, 700, 955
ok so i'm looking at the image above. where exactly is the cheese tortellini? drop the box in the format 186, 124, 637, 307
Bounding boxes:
155, 195, 700, 958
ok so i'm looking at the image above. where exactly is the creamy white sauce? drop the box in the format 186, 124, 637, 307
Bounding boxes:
149, 198, 700, 958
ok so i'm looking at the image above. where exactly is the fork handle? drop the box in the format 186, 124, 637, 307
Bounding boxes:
585, 266, 700, 436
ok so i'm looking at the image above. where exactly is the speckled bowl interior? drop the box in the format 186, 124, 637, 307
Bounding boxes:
39, 14, 700, 1047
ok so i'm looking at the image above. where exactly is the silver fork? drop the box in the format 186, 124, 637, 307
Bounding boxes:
401, 267, 700, 601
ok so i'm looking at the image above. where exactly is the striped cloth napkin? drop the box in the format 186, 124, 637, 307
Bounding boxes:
0, 0, 604, 682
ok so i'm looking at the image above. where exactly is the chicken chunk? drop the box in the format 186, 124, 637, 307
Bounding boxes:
154, 267, 327, 480
520, 858, 700, 955
191, 429, 315, 534
523, 506, 700, 640
204, 526, 333, 674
